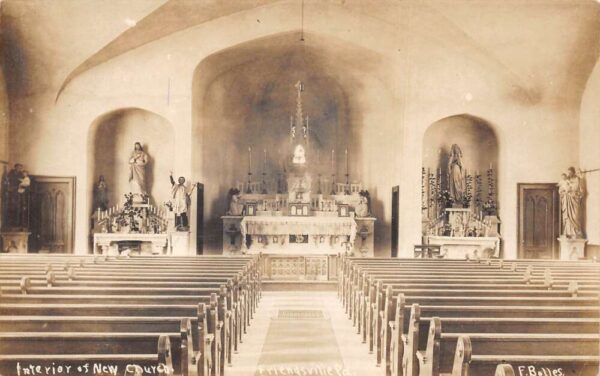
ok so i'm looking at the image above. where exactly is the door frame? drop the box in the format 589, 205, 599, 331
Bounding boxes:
517, 183, 559, 259
391, 185, 399, 258
31, 175, 76, 253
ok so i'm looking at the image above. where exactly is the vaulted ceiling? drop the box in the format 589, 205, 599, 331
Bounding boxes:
1, 0, 599, 106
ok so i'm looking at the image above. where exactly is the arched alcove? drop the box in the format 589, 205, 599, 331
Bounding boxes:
192, 32, 397, 252
192, 32, 393, 253
422, 114, 499, 233
87, 108, 175, 214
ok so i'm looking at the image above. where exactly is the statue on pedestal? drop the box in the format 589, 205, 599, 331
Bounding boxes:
93, 175, 109, 211
447, 144, 465, 204
129, 142, 148, 200
2, 163, 30, 230
558, 167, 585, 239
169, 172, 195, 231
355, 190, 370, 217
227, 188, 244, 216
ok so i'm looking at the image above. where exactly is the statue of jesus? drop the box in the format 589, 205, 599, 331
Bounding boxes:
129, 142, 148, 197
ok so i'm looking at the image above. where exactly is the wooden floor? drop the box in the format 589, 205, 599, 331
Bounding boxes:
229, 291, 383, 376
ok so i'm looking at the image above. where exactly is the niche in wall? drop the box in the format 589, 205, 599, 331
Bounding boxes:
421, 114, 499, 234
88, 108, 174, 213
192, 32, 390, 253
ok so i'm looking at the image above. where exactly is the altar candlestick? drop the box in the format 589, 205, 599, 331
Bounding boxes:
345, 149, 349, 176
248, 147, 252, 174
97, 208, 100, 219
306, 116, 309, 145
331, 149, 335, 172
263, 149, 267, 172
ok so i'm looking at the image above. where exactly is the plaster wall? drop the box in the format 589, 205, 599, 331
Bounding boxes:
580, 59, 600, 245
2, 1, 596, 258
0, 67, 8, 163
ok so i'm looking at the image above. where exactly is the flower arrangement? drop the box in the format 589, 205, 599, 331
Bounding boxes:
482, 199, 497, 216
114, 193, 145, 233
462, 173, 473, 208
421, 168, 427, 211
474, 172, 482, 210
437, 189, 453, 209
485, 168, 497, 215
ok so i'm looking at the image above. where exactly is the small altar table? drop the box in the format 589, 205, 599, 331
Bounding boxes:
423, 236, 500, 259
93, 233, 169, 255
239, 215, 357, 255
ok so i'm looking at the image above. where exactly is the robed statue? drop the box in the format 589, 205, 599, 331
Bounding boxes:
129, 142, 148, 197
93, 175, 109, 211
558, 167, 585, 239
447, 144, 465, 203
2, 163, 30, 230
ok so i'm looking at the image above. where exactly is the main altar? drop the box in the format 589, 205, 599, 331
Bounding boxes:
222, 82, 375, 280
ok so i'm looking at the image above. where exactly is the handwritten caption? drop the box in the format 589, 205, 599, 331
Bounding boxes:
517, 366, 564, 376
16, 362, 172, 376
256, 363, 351, 376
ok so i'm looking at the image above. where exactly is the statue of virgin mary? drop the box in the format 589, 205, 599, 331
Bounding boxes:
447, 144, 465, 203
129, 142, 148, 197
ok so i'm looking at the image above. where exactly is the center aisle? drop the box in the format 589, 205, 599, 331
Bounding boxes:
229, 291, 383, 376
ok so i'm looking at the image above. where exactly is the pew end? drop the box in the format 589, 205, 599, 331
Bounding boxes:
495, 364, 516, 376
158, 334, 175, 376
451, 336, 472, 376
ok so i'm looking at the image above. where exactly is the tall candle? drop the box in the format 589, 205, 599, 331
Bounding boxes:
489, 163, 492, 170
306, 116, 309, 145
248, 147, 252, 174
263, 149, 267, 172
345, 149, 349, 175
331, 149, 335, 172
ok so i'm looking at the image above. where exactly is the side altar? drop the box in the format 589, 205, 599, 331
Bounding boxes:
221, 82, 375, 279
421, 145, 502, 259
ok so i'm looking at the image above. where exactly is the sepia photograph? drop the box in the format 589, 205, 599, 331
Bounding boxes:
0, 0, 599, 375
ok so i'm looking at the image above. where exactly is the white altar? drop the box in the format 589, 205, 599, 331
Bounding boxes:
222, 215, 375, 257
221, 81, 376, 281
93, 233, 169, 255
423, 235, 500, 259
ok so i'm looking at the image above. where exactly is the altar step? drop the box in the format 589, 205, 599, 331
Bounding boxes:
262, 280, 338, 291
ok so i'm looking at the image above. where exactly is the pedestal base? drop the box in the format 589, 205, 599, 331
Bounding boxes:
170, 231, 191, 256
558, 237, 587, 260
1, 232, 30, 253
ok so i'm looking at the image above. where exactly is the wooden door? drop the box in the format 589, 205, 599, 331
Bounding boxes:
391, 185, 399, 257
518, 183, 559, 259
196, 183, 204, 255
29, 176, 75, 253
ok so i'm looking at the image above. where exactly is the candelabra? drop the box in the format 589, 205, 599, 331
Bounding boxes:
246, 172, 252, 194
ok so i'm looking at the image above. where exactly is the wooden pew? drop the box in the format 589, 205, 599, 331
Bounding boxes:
0, 334, 175, 376
1, 293, 224, 375
404, 306, 600, 376
435, 330, 600, 376
386, 296, 600, 376
0, 316, 205, 376
0, 254, 261, 376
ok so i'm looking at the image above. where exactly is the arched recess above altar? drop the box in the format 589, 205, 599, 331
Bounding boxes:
421, 114, 501, 259
190, 31, 393, 260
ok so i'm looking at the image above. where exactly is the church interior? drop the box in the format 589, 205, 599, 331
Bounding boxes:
0, 1, 599, 376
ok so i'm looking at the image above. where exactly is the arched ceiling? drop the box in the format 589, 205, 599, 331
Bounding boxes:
56, 0, 280, 99
2, 0, 599, 109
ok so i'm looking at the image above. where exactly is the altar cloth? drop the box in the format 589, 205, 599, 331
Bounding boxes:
240, 216, 357, 251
